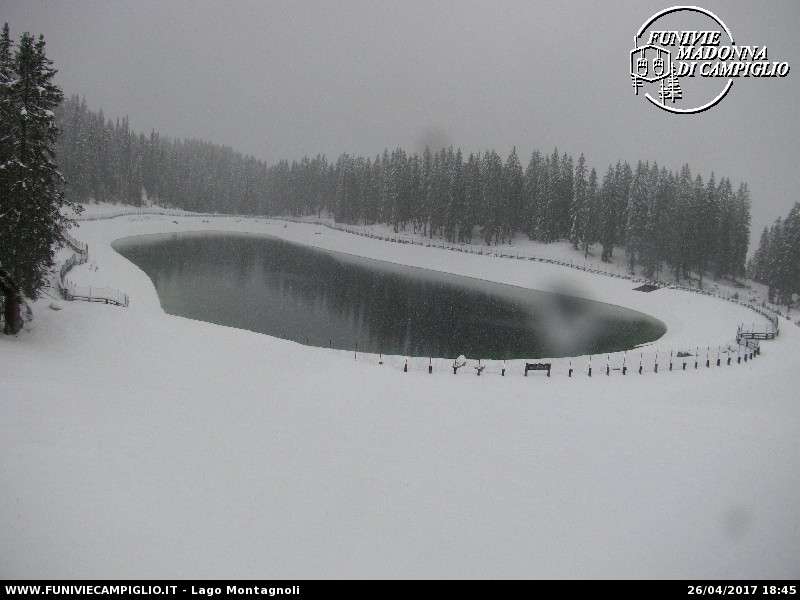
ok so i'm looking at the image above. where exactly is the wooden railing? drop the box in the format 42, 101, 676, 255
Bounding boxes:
58, 230, 129, 307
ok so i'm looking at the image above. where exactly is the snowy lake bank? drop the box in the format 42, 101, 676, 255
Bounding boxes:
73, 213, 770, 358
2, 211, 798, 579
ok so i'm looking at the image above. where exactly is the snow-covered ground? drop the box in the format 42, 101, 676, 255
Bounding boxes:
1, 208, 798, 578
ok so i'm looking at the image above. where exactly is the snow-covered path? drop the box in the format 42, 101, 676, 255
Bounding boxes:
1, 214, 798, 578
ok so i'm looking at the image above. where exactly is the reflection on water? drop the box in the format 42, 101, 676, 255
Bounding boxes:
113, 231, 665, 359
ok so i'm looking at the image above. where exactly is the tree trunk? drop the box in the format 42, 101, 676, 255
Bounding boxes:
3, 294, 22, 335
1, 269, 23, 334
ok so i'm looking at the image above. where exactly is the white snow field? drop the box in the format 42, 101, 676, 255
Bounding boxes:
2, 210, 799, 579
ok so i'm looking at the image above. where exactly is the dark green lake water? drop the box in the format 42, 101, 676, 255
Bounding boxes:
112, 231, 665, 359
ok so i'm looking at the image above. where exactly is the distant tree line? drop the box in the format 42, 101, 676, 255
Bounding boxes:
748, 203, 800, 308
54, 95, 752, 283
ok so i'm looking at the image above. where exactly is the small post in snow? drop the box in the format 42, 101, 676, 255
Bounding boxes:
404, 356, 408, 372
622, 351, 627, 375
588, 355, 592, 377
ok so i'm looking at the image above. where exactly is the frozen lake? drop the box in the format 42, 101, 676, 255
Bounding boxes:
113, 231, 665, 359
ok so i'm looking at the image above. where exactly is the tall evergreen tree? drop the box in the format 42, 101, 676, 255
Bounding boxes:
731, 182, 751, 278
626, 161, 649, 272
543, 149, 561, 242
481, 150, 503, 244
522, 150, 541, 239
570, 153, 588, 250
1, 27, 77, 333
750, 206, 800, 309
557, 152, 574, 239
584, 167, 599, 259
598, 164, 617, 262
614, 161, 633, 247
694, 173, 719, 288
462, 152, 482, 242
503, 147, 523, 242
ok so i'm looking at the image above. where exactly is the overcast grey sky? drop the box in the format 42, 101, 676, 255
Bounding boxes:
4, 0, 799, 247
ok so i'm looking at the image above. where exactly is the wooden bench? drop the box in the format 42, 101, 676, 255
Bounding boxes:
525, 362, 551, 377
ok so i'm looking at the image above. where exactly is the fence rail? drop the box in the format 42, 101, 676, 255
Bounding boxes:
60, 279, 129, 307
331, 340, 763, 378
71, 207, 237, 222
57, 229, 129, 307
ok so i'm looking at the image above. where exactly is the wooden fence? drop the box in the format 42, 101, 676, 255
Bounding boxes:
58, 230, 129, 307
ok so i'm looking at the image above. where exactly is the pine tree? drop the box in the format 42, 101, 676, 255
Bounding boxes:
481, 150, 503, 245
1, 27, 77, 333
544, 149, 561, 242
558, 152, 574, 238
694, 173, 719, 288
408, 154, 422, 234
752, 205, 800, 309
614, 161, 633, 247
767, 218, 783, 304
523, 150, 541, 239
625, 161, 649, 272
0, 23, 15, 224
463, 152, 481, 242
666, 164, 693, 281
685, 174, 705, 285
732, 183, 751, 278
535, 157, 554, 242
583, 167, 599, 259
503, 147, 523, 242
598, 165, 616, 262
642, 167, 673, 278
781, 204, 800, 308
570, 154, 588, 249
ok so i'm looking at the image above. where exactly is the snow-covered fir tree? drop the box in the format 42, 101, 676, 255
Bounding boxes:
0, 25, 78, 334
749, 205, 800, 309
598, 165, 617, 262
569, 154, 588, 250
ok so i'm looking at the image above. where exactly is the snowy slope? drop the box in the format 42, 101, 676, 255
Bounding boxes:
1, 213, 798, 579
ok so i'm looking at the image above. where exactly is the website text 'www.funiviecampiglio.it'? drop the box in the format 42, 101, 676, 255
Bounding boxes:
4, 587, 301, 597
